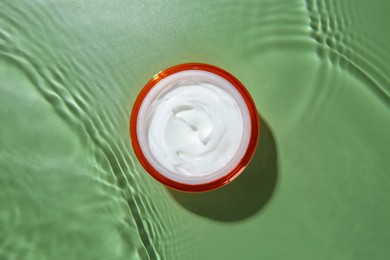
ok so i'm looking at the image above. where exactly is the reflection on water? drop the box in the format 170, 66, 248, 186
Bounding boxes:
1, 0, 390, 259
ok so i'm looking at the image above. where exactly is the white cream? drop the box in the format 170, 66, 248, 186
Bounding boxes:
137, 70, 251, 185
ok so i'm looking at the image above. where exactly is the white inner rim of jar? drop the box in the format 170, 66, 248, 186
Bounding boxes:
136, 70, 251, 185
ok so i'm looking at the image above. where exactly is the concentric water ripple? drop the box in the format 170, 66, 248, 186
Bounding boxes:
306, 0, 390, 107
1, 0, 390, 259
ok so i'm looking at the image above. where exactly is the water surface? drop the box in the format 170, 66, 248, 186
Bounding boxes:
1, 0, 390, 259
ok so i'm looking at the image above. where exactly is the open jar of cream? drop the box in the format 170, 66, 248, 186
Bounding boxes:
130, 63, 259, 192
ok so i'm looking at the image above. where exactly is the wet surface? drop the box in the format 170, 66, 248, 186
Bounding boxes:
1, 0, 390, 259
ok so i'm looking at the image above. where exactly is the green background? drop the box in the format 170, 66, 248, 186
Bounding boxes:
1, 0, 390, 259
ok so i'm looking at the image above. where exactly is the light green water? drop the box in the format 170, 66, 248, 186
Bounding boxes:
1, 0, 390, 259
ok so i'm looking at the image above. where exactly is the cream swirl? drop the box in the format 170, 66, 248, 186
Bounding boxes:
148, 82, 244, 177
136, 70, 251, 184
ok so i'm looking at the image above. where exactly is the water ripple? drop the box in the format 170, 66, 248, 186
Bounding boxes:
215, 0, 312, 56
0, 0, 187, 258
305, 0, 390, 107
